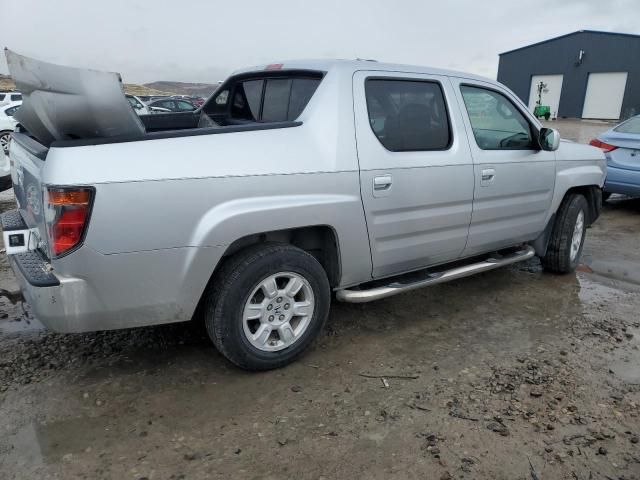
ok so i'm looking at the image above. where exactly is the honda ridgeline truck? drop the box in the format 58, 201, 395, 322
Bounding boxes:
2, 51, 605, 370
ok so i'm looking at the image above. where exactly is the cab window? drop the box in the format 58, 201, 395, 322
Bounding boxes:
365, 79, 451, 151
207, 73, 322, 125
460, 85, 535, 150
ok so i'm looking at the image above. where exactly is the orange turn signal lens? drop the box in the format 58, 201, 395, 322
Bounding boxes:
47, 189, 91, 206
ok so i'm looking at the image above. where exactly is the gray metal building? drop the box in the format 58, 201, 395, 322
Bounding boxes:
497, 30, 640, 120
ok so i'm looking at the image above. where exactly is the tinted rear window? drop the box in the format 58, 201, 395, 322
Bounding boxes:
210, 74, 321, 123
365, 79, 451, 151
262, 78, 292, 122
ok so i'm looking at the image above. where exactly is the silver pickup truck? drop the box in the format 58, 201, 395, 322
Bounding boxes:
3, 51, 605, 370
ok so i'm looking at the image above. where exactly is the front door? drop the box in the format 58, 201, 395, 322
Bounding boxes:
353, 71, 475, 278
450, 79, 556, 257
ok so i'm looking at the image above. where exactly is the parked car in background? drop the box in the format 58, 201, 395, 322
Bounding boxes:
0, 91, 22, 106
146, 95, 172, 103
0, 101, 21, 154
126, 94, 151, 115
148, 97, 197, 112
172, 95, 205, 107
4, 51, 606, 371
590, 115, 640, 200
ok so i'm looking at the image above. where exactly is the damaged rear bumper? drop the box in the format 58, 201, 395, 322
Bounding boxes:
8, 252, 106, 333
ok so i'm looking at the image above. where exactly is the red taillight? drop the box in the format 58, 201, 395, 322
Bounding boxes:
46, 187, 93, 257
589, 139, 617, 152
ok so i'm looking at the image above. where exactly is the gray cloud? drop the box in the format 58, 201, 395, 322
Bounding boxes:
1, 0, 637, 84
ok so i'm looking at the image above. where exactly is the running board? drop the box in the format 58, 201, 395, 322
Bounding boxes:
336, 246, 536, 303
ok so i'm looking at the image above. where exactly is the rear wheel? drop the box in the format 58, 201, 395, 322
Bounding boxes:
0, 131, 11, 154
541, 194, 589, 273
203, 244, 330, 370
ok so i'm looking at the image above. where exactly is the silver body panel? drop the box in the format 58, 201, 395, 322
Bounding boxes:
4, 57, 606, 332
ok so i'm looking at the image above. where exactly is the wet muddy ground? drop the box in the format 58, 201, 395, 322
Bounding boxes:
1, 169, 640, 477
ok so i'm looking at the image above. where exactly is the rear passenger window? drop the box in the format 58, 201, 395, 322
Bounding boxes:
218, 76, 321, 123
288, 78, 322, 120
262, 78, 292, 122
231, 79, 264, 121
365, 79, 451, 152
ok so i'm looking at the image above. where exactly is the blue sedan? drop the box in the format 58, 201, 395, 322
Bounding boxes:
591, 115, 640, 200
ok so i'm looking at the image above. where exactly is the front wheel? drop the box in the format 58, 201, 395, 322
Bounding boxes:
541, 194, 589, 273
203, 244, 330, 370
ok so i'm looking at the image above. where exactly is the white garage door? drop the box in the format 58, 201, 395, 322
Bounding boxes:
528, 74, 563, 119
582, 72, 628, 120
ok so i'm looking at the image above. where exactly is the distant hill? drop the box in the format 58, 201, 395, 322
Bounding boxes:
143, 81, 218, 98
0, 73, 216, 98
0, 73, 14, 91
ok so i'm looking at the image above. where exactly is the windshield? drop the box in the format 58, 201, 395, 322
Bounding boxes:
614, 116, 640, 135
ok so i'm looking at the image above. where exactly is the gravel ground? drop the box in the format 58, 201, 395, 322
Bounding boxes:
1, 143, 639, 477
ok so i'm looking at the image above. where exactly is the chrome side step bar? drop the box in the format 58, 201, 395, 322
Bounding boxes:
336, 246, 536, 303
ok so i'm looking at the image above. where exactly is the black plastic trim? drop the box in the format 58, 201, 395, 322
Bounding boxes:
1, 209, 27, 231
50, 121, 303, 148
10, 131, 49, 160
0, 175, 12, 193
12, 250, 60, 287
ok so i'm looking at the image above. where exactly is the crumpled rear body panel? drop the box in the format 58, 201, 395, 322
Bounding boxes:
5, 48, 145, 146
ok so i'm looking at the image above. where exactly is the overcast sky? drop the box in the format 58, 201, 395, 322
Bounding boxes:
1, 0, 638, 84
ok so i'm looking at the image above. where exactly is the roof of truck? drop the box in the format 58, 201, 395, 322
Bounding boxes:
232, 59, 494, 84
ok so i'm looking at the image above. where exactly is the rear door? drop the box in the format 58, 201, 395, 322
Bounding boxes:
354, 71, 475, 278
450, 78, 556, 256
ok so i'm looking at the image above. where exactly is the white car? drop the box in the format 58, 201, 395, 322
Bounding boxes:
0, 91, 22, 106
0, 101, 21, 155
126, 94, 151, 115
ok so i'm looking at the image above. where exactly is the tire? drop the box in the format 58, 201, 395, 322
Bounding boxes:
0, 131, 11, 155
541, 194, 589, 273
203, 243, 331, 370
544, 112, 551, 120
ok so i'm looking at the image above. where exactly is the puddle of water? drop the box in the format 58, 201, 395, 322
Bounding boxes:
0, 315, 46, 334
588, 260, 640, 286
609, 326, 640, 385
576, 274, 624, 304
11, 416, 117, 465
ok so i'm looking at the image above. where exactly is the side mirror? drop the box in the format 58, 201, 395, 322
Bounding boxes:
539, 127, 560, 151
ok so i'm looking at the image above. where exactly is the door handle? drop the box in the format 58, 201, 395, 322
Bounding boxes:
374, 175, 392, 190
481, 168, 496, 185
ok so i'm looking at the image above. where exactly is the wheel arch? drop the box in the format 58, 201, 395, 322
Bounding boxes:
191, 225, 342, 324
532, 185, 601, 257
219, 225, 342, 288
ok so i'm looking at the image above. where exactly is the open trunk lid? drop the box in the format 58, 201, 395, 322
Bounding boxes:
5, 48, 145, 147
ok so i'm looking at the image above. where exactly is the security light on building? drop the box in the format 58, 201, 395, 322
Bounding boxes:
497, 30, 640, 120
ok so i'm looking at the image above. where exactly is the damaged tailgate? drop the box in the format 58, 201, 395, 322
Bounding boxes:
5, 48, 145, 147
